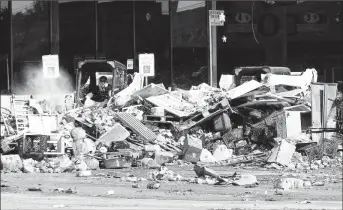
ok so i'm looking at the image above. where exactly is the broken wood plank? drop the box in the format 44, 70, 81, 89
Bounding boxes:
226, 80, 263, 100
254, 92, 295, 104
189, 109, 227, 129
251, 110, 284, 129
186, 99, 232, 124
146, 94, 195, 118
236, 100, 290, 108
157, 144, 174, 152
237, 86, 271, 99
1, 132, 24, 153
166, 143, 182, 153
275, 89, 304, 98
284, 104, 311, 113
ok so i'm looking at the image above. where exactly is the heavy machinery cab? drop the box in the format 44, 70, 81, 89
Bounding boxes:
75, 58, 127, 105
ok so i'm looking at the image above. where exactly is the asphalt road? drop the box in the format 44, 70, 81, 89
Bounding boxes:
1, 192, 342, 210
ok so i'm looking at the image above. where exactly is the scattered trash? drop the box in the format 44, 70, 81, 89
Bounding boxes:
213, 145, 233, 161
193, 164, 226, 182
75, 160, 88, 172
267, 139, 296, 166
83, 158, 100, 170
54, 188, 65, 193
233, 174, 258, 186
245, 184, 258, 188
107, 190, 115, 195
53, 204, 68, 208
274, 189, 284, 195
2, 68, 342, 202
132, 183, 140, 188
76, 170, 92, 177
274, 178, 304, 191
147, 182, 160, 189
1, 155, 23, 172
65, 188, 77, 194
312, 181, 325, 186
298, 200, 311, 204
199, 149, 217, 163
303, 180, 312, 187
27, 187, 42, 192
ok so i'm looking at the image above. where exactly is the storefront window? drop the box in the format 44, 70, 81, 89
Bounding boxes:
11, 1, 50, 93
0, 1, 10, 93
97, 1, 133, 64
12, 1, 50, 61
216, 1, 343, 84
0, 1, 10, 55
135, 1, 170, 86
171, 1, 208, 89
59, 1, 96, 76
216, 1, 265, 79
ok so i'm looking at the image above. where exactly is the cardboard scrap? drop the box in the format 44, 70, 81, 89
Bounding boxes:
183, 135, 203, 163
97, 123, 130, 147
276, 111, 302, 139
115, 73, 143, 106
267, 139, 295, 166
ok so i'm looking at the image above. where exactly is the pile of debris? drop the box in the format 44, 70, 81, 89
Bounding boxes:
1, 107, 20, 154
1, 68, 342, 174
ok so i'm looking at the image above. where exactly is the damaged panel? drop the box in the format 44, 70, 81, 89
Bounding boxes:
116, 112, 156, 142
132, 83, 168, 99
97, 123, 130, 147
226, 80, 263, 100
276, 111, 302, 139
311, 83, 338, 143
146, 94, 196, 118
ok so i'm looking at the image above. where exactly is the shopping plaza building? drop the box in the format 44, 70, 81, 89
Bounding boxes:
0, 1, 342, 93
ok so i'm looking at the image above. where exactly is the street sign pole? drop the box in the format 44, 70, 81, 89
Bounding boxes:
209, 19, 213, 87
209, 9, 225, 87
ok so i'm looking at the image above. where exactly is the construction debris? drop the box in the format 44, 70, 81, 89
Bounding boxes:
267, 139, 296, 166
232, 174, 258, 186
1, 68, 342, 185
274, 178, 304, 191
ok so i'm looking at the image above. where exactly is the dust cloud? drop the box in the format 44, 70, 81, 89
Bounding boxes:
13, 64, 74, 105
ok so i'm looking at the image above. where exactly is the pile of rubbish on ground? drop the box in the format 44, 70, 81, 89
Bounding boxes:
1, 68, 343, 176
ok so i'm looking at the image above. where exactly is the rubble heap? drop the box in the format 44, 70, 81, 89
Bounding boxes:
1, 69, 342, 174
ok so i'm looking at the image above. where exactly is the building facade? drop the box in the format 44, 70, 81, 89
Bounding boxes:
1, 1, 342, 94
